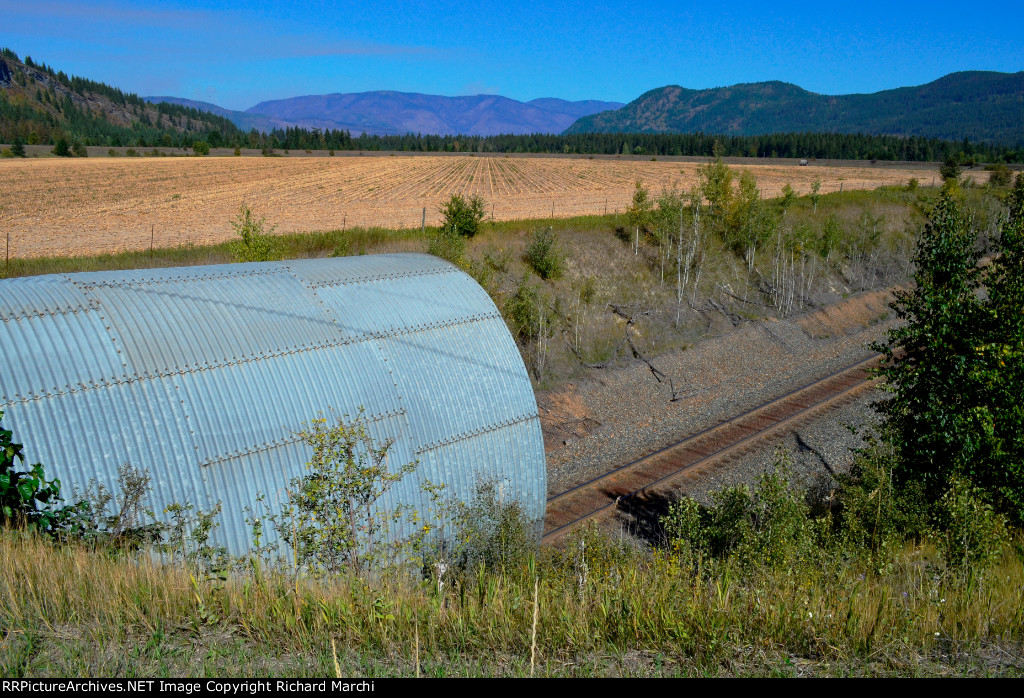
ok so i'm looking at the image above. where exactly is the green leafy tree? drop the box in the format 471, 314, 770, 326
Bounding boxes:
10, 139, 25, 157
625, 180, 653, 234
977, 175, 1024, 517
697, 149, 733, 221
439, 194, 486, 237
810, 176, 822, 214
192, 140, 210, 156
873, 192, 990, 504
939, 155, 962, 184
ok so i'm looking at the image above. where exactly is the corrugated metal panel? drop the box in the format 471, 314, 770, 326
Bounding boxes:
0, 253, 545, 556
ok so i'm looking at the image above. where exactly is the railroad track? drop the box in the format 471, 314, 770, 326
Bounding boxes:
541, 353, 882, 545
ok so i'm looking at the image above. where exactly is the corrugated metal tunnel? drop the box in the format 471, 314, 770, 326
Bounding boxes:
0, 253, 546, 554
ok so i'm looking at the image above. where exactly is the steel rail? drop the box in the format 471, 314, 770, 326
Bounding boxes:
541, 353, 882, 544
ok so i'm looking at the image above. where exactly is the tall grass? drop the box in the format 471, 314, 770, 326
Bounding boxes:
1, 525, 1021, 677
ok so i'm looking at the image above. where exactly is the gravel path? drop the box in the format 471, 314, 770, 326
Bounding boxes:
541, 289, 897, 499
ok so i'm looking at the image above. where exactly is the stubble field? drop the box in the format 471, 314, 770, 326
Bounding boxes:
0, 154, 957, 259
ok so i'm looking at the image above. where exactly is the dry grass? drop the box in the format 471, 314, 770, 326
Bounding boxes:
1, 528, 1022, 677
0, 154, 959, 259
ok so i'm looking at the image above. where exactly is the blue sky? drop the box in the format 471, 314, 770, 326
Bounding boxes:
2, 0, 1022, 110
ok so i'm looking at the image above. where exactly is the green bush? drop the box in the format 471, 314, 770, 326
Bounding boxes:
192, 140, 210, 156
0, 411, 65, 533
662, 456, 817, 570
524, 227, 565, 280
504, 275, 548, 344
448, 480, 536, 575
934, 476, 1009, 577
52, 137, 70, 157
426, 224, 466, 265
71, 142, 87, 158
228, 204, 281, 263
438, 194, 486, 237
267, 412, 418, 574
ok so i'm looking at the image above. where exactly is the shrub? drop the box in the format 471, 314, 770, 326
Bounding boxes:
439, 194, 486, 237
71, 141, 87, 157
52, 137, 70, 157
448, 480, 536, 574
0, 411, 65, 533
985, 163, 1012, 188
934, 477, 1009, 577
126, 147, 138, 157
228, 204, 281, 262
662, 457, 816, 570
426, 224, 466, 265
504, 275, 546, 344
10, 140, 25, 157
192, 140, 210, 156
524, 227, 565, 280
269, 412, 418, 574
939, 155, 961, 184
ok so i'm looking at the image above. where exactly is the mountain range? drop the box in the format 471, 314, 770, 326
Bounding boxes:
146, 93, 625, 137
567, 71, 1024, 145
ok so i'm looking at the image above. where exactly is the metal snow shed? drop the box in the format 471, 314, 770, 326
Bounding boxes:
0, 253, 546, 554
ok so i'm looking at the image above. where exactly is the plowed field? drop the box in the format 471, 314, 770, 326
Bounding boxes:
0, 155, 955, 259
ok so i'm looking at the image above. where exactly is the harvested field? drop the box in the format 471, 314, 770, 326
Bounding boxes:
0, 155, 959, 259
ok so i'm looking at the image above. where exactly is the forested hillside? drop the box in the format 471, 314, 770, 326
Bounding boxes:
567, 72, 1024, 147
0, 49, 241, 148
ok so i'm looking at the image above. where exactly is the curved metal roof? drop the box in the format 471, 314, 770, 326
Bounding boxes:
0, 254, 545, 554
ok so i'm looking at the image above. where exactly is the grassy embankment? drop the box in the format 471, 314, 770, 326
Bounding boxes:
2, 524, 1022, 677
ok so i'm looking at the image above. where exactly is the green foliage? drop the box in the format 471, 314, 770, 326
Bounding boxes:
228, 204, 281, 263
52, 137, 70, 157
874, 193, 982, 496
438, 194, 486, 238
873, 187, 1024, 521
10, 140, 25, 157
503, 275, 550, 344
980, 176, 1024, 517
778, 183, 796, 214
270, 413, 418, 575
833, 432, 930, 563
985, 163, 1012, 188
810, 176, 822, 213
662, 456, 818, 570
939, 155, 962, 184
61, 462, 164, 552
625, 180, 654, 234
933, 477, 1009, 576
192, 140, 210, 156
524, 227, 565, 280
71, 141, 87, 157
818, 213, 842, 260
698, 153, 733, 222
447, 480, 535, 574
426, 224, 467, 265
0, 411, 65, 533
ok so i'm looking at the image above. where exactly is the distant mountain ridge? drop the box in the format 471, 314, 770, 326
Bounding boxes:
244, 92, 624, 136
143, 96, 290, 134
566, 71, 1024, 146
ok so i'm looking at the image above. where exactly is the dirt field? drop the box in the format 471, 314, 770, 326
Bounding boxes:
0, 154, 959, 259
